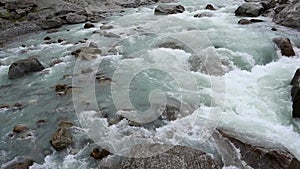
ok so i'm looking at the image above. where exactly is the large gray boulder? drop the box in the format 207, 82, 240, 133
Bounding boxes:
154, 5, 185, 15
273, 0, 300, 29
120, 144, 221, 169
219, 130, 300, 168
235, 3, 265, 17
8, 57, 45, 79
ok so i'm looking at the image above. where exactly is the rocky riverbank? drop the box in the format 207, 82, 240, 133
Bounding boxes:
0, 0, 164, 47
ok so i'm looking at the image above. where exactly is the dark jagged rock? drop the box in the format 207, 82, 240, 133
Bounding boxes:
84, 22, 95, 29
250, 18, 264, 22
90, 148, 110, 160
235, 3, 264, 17
219, 130, 300, 169
290, 68, 300, 118
205, 4, 216, 10
272, 37, 295, 57
44, 36, 51, 40
50, 127, 73, 150
120, 144, 221, 169
1, 156, 34, 169
273, 0, 300, 29
8, 57, 45, 79
154, 5, 185, 15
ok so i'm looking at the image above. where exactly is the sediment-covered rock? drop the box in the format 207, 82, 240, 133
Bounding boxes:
50, 127, 73, 150
154, 5, 185, 15
8, 57, 45, 79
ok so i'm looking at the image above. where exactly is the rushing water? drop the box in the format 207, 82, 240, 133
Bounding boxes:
1, 0, 300, 168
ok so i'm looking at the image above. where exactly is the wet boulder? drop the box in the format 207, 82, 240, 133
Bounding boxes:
290, 68, 300, 118
235, 3, 265, 17
154, 5, 185, 15
1, 156, 34, 169
84, 23, 95, 29
8, 57, 45, 79
273, 0, 300, 29
13, 124, 29, 133
205, 4, 216, 10
272, 37, 295, 57
120, 144, 221, 169
50, 127, 73, 150
219, 130, 300, 168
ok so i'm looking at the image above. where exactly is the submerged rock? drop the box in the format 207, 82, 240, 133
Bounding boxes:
235, 3, 264, 17
50, 127, 73, 150
71, 47, 102, 60
100, 25, 113, 30
1, 156, 34, 169
120, 144, 221, 169
273, 0, 300, 29
272, 37, 295, 57
154, 5, 185, 15
8, 57, 45, 79
193, 13, 213, 18
238, 19, 252, 25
